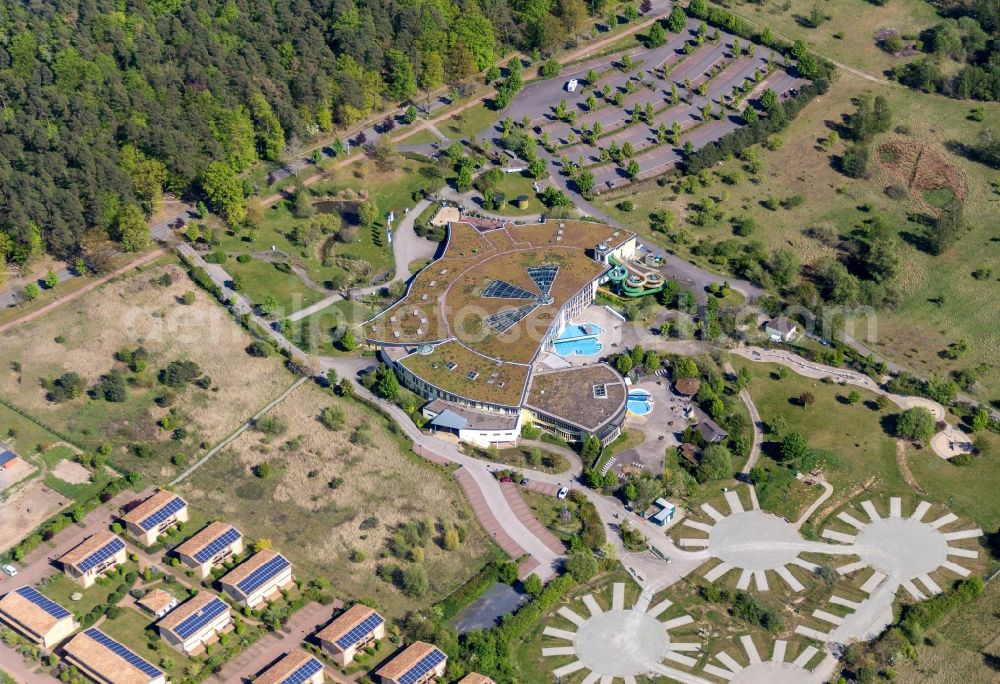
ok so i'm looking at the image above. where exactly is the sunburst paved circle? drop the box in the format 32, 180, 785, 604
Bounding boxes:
542, 582, 700, 681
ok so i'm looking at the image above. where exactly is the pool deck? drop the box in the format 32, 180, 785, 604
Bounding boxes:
542, 306, 625, 367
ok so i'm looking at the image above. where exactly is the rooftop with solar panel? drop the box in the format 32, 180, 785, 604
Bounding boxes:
375, 641, 448, 684
120, 489, 189, 545
255, 649, 326, 684
220, 548, 294, 607
63, 627, 166, 684
0, 585, 78, 648
57, 530, 128, 587
157, 591, 233, 654
174, 521, 244, 577
315, 603, 386, 665
365, 219, 637, 445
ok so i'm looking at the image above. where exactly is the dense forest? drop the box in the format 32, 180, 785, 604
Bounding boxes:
0, 0, 596, 269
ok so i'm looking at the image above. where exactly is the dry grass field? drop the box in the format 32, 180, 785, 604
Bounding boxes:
0, 258, 292, 478
177, 381, 496, 617
597, 72, 1000, 400
894, 572, 1000, 682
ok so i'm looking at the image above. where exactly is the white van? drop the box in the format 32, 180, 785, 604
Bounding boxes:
566, 79, 578, 92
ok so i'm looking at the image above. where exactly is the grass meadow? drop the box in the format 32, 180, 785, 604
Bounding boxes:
596, 73, 1000, 401
176, 380, 498, 618
0, 259, 293, 479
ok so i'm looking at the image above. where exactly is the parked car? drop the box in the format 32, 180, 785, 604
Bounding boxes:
2, 564, 17, 577
520, 478, 529, 486
500, 476, 514, 483
566, 79, 578, 92
557, 487, 569, 500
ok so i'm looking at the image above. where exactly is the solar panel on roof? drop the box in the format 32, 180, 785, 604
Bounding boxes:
399, 648, 446, 684
482, 280, 536, 299
0, 450, 16, 465
485, 304, 538, 334
138, 496, 186, 531
526, 265, 559, 295
280, 656, 323, 684
334, 612, 384, 649
84, 628, 163, 678
172, 597, 229, 639
76, 537, 125, 572
192, 527, 242, 564
235, 554, 290, 594
15, 586, 71, 620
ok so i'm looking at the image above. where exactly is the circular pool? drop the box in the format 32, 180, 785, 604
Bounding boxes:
627, 389, 653, 415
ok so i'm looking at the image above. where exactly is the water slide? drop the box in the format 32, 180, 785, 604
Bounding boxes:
607, 254, 665, 297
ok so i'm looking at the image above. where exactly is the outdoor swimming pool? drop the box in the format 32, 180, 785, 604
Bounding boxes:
627, 389, 653, 415
553, 321, 604, 357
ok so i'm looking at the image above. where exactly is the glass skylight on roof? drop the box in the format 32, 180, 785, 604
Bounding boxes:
526, 265, 559, 295
485, 304, 538, 334
482, 280, 536, 299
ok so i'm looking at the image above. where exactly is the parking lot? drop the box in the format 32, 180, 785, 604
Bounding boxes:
502, 18, 807, 187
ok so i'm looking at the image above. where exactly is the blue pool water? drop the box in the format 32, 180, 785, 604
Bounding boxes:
556, 322, 604, 340
554, 337, 602, 356
553, 321, 604, 357
627, 389, 653, 415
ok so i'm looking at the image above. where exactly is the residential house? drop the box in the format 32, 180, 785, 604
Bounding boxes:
58, 531, 127, 588
121, 490, 189, 546
376, 642, 447, 684
136, 589, 178, 619
157, 592, 232, 655
765, 317, 798, 342
174, 522, 243, 578
255, 649, 325, 684
316, 604, 385, 665
219, 550, 293, 608
62, 628, 166, 684
458, 675, 496, 684
0, 586, 78, 649
697, 419, 729, 444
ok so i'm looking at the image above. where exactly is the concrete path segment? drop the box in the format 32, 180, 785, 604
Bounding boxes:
499, 481, 566, 555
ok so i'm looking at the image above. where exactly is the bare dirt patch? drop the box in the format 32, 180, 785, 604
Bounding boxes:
874, 137, 966, 213
178, 381, 493, 616
0, 458, 35, 492
51, 459, 92, 485
0, 482, 68, 552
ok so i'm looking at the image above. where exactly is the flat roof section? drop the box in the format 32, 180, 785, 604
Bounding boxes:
525, 364, 627, 432
424, 399, 520, 431
366, 221, 632, 365
399, 340, 531, 408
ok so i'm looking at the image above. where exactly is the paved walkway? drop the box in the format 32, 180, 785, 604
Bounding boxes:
732, 346, 961, 459
209, 601, 334, 683
724, 361, 763, 475
500, 481, 566, 555
0, 643, 59, 682
0, 249, 166, 335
